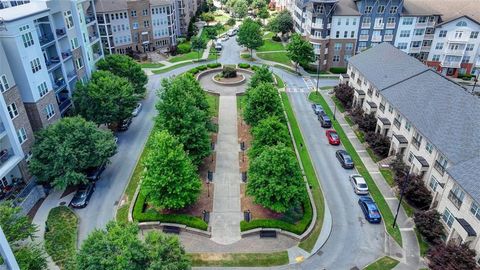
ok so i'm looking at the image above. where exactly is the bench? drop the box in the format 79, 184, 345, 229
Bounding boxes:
260, 230, 277, 238
162, 226, 181, 234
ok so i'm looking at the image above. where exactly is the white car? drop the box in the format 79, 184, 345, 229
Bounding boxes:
221, 35, 229, 42
349, 174, 369, 195
132, 102, 142, 117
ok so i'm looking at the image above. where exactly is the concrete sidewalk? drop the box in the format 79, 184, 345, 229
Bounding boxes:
319, 90, 425, 269
210, 95, 243, 245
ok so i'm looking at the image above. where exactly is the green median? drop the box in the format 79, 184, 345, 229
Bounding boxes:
190, 251, 289, 267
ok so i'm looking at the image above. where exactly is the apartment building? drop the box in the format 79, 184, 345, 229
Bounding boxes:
95, 0, 197, 55
348, 43, 480, 261
0, 225, 19, 270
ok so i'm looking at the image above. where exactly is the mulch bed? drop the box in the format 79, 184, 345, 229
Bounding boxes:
27, 197, 45, 221
237, 116, 252, 173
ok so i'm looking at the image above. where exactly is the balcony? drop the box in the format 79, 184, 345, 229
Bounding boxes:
448, 191, 463, 209
379, 103, 385, 112
61, 50, 72, 60
56, 28, 67, 39
413, 155, 429, 172
445, 49, 465, 56
359, 34, 369, 41
361, 22, 371, 29
441, 60, 461, 68
412, 137, 421, 150
448, 36, 469, 43
415, 22, 427, 28
39, 33, 55, 47
89, 34, 99, 43
46, 56, 61, 71
67, 71, 77, 82
434, 160, 446, 176
384, 34, 394, 41
371, 35, 382, 42
58, 98, 72, 113
421, 45, 431, 52
52, 77, 66, 92
409, 46, 421, 53
393, 118, 401, 129
0, 175, 26, 203
374, 23, 384, 30
386, 23, 396, 29
311, 23, 323, 29
424, 33, 435, 39
85, 14, 96, 25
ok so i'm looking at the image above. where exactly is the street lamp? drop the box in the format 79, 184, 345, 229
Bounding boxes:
472, 72, 479, 93
393, 169, 410, 228
315, 55, 321, 93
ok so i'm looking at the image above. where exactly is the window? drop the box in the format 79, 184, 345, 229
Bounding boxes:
402, 18, 413, 25
397, 42, 407, 50
19, 24, 30, 32
456, 21, 467, 27
438, 30, 447, 37
45, 104, 55, 119
37, 82, 48, 97
352, 18, 356, 25
414, 29, 424, 36
405, 121, 411, 131
449, 184, 465, 209
343, 31, 348, 38
0, 75, 10, 92
399, 30, 410, 37
17, 127, 27, 144
22, 32, 34, 47
408, 152, 414, 163
333, 55, 340, 62
375, 18, 383, 26
432, 55, 440, 61
337, 18, 341, 25
346, 18, 349, 25
411, 41, 421, 48
442, 208, 454, 227
131, 10, 136, 17
387, 17, 395, 24
418, 17, 427, 23
455, 31, 463, 38
345, 43, 353, 51
7, 103, 18, 119
142, 9, 148, 16
70, 37, 79, 50
389, 6, 398, 14
364, 6, 372, 14
351, 31, 355, 38
30, 58, 41, 73
133, 21, 138, 29
335, 31, 339, 38
470, 202, 480, 221
143, 20, 149, 28
388, 104, 393, 113
471, 31, 479, 38
377, 5, 385, 13
425, 142, 434, 154
64, 10, 74, 29
435, 42, 443, 50
75, 57, 83, 69
466, 44, 474, 51
334, 43, 342, 51
429, 176, 439, 191
462, 56, 470, 63
362, 17, 371, 25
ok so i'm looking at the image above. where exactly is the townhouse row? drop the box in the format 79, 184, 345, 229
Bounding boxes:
346, 42, 480, 262
95, 0, 201, 55
276, 0, 480, 77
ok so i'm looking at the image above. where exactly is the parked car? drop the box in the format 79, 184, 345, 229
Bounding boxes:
335, 150, 354, 169
85, 162, 106, 181
118, 117, 132, 131
215, 42, 223, 51
326, 130, 340, 145
227, 29, 236, 36
358, 196, 382, 223
114, 136, 119, 145
132, 103, 142, 117
311, 104, 324, 115
318, 113, 332, 128
69, 183, 95, 208
221, 35, 229, 42
349, 174, 369, 195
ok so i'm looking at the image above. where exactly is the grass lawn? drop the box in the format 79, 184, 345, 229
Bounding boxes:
189, 251, 289, 267
309, 92, 402, 247
332, 96, 346, 113
380, 168, 395, 187
45, 206, 78, 269
274, 74, 285, 88
257, 35, 285, 52
364, 256, 399, 270
151, 62, 194, 74
415, 228, 430, 257
206, 93, 219, 117
240, 53, 255, 61
169, 50, 203, 63
366, 148, 381, 163
281, 92, 325, 252
345, 115, 354, 126
355, 130, 366, 143
139, 62, 165, 68
256, 52, 291, 66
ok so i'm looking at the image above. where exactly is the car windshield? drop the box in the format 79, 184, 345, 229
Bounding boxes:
75, 189, 87, 199
359, 183, 368, 188
345, 156, 353, 163
369, 210, 380, 217
330, 132, 338, 139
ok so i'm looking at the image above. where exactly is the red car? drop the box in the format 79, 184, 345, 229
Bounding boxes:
326, 130, 340, 145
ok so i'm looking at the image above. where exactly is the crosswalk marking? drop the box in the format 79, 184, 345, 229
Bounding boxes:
285, 87, 311, 93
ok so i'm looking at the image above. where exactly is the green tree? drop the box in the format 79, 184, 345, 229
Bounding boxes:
96, 54, 148, 97
237, 18, 264, 57
233, 0, 248, 18
14, 245, 48, 270
190, 36, 206, 61
29, 117, 117, 189
287, 33, 315, 72
156, 76, 211, 165
0, 201, 37, 243
145, 231, 191, 270
248, 65, 274, 89
244, 83, 283, 126
249, 116, 290, 158
268, 10, 293, 36
257, 6, 270, 24
141, 131, 201, 209
74, 70, 137, 125
251, 0, 267, 9
247, 145, 306, 213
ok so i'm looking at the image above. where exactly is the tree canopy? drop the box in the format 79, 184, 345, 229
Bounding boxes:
244, 83, 283, 126
247, 145, 306, 213
74, 70, 137, 125
96, 54, 148, 97
29, 117, 117, 189
141, 130, 201, 209
155, 75, 211, 166
248, 65, 274, 89
233, 0, 248, 18
249, 116, 290, 158
144, 231, 191, 270
428, 243, 479, 270
268, 10, 294, 35
237, 18, 264, 57
287, 33, 315, 71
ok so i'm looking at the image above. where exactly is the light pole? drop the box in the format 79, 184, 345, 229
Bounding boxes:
315, 55, 321, 93
472, 72, 479, 93
333, 102, 337, 121
393, 170, 410, 228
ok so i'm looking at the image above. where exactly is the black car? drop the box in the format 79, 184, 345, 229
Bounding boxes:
311, 104, 324, 115
336, 150, 354, 169
69, 183, 95, 208
118, 117, 132, 131
85, 162, 106, 181
318, 113, 332, 128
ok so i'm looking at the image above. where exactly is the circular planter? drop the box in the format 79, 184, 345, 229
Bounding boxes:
212, 73, 246, 86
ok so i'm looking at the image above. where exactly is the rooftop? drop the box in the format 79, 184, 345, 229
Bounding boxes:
95, 0, 128, 12
0, 1, 48, 22
403, 0, 480, 24
448, 157, 480, 204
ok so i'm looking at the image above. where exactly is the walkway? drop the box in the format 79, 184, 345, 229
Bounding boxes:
210, 94, 243, 245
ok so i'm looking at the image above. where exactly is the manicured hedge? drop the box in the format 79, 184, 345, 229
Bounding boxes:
187, 63, 223, 75
207, 63, 221, 68
329, 67, 347, 74
177, 42, 192, 54
133, 191, 208, 231
238, 63, 251, 69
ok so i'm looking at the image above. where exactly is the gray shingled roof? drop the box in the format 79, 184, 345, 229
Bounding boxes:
448, 157, 480, 204
348, 43, 429, 90
334, 0, 361, 16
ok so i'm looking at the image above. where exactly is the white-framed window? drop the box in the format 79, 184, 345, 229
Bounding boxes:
414, 29, 424, 36
335, 31, 339, 38
343, 31, 348, 38
425, 142, 434, 154
144, 20, 149, 28
45, 104, 55, 119
429, 176, 439, 191
470, 202, 480, 221
399, 30, 410, 37
7, 103, 19, 119
22, 32, 34, 47
364, 6, 372, 14
408, 151, 414, 163
345, 43, 353, 51
346, 18, 349, 25
435, 42, 443, 50
30, 58, 42, 73
389, 6, 398, 14
19, 24, 30, 32
442, 208, 454, 227
64, 10, 74, 29
397, 42, 407, 50
75, 57, 84, 69
471, 31, 479, 39
402, 18, 413, 25
377, 5, 385, 13
352, 18, 356, 25
432, 55, 440, 61
387, 17, 395, 24
334, 43, 342, 51
333, 55, 340, 62
455, 31, 463, 38
70, 37, 79, 50
142, 9, 148, 16
17, 127, 27, 144
0, 74, 9, 92
405, 121, 411, 131
466, 44, 474, 51
438, 30, 447, 37
133, 22, 138, 29
337, 18, 341, 25
37, 82, 48, 97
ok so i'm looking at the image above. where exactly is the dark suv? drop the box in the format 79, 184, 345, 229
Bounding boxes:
85, 162, 106, 181
318, 113, 332, 128
335, 150, 354, 169
118, 117, 132, 131
69, 183, 95, 208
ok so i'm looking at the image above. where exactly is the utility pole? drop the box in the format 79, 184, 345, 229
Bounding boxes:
472, 73, 479, 93
315, 55, 321, 93
393, 170, 410, 228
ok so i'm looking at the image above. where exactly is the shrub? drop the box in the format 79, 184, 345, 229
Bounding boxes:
226, 18, 236, 26
221, 66, 237, 78
329, 67, 347, 74
251, 65, 260, 72
207, 62, 221, 68
333, 83, 354, 109
428, 243, 479, 270
395, 174, 433, 209
177, 42, 191, 54
196, 65, 208, 71
364, 132, 390, 158
390, 153, 408, 177
414, 210, 445, 244
187, 68, 199, 75
272, 35, 281, 42
200, 12, 215, 22
238, 63, 250, 69
357, 112, 377, 133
